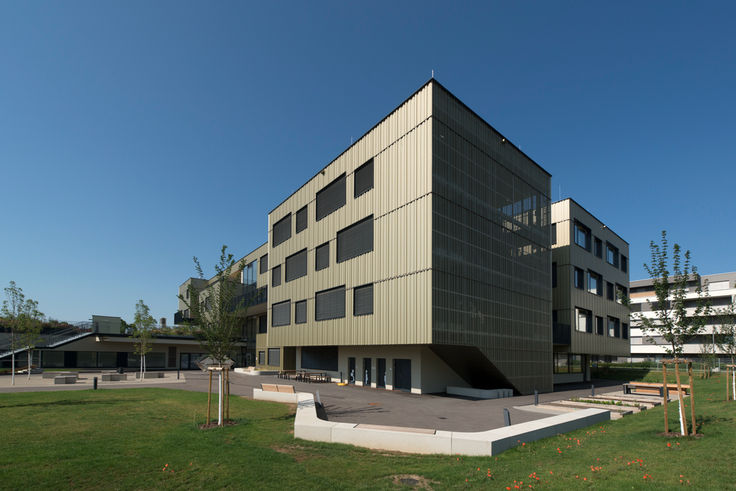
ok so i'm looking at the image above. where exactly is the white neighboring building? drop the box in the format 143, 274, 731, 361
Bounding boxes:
629, 272, 736, 361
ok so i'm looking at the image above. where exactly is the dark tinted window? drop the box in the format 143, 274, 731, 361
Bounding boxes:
272, 300, 290, 327
272, 214, 291, 247
295, 300, 307, 324
285, 249, 307, 282
268, 348, 280, 366
315, 285, 345, 321
260, 254, 268, 274
353, 284, 373, 316
301, 346, 338, 371
316, 174, 346, 221
354, 159, 374, 198
296, 206, 308, 233
258, 315, 267, 334
337, 215, 373, 263
315, 242, 329, 271
272, 265, 281, 287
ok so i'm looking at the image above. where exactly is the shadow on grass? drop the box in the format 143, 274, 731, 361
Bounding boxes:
0, 398, 142, 409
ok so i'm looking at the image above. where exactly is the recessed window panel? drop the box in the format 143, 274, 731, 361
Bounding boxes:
296, 206, 308, 233
354, 159, 374, 198
272, 300, 290, 327
316, 174, 346, 221
574, 221, 591, 251
315, 285, 345, 321
260, 254, 268, 274
268, 348, 280, 366
295, 300, 307, 324
272, 214, 292, 247
353, 284, 373, 316
272, 265, 282, 287
285, 249, 307, 282
315, 242, 329, 271
337, 215, 373, 263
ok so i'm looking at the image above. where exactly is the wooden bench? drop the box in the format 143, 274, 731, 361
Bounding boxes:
261, 383, 295, 393
54, 376, 77, 384
624, 381, 690, 397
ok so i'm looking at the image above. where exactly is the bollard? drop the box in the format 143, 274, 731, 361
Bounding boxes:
534, 389, 538, 406
503, 408, 511, 426
177, 368, 180, 380
93, 377, 98, 390
591, 384, 595, 397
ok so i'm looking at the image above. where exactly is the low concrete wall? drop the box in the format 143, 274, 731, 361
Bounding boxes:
447, 386, 513, 399
289, 392, 610, 456
253, 388, 299, 404
234, 368, 278, 376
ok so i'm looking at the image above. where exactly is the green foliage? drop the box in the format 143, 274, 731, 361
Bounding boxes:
132, 300, 156, 357
638, 230, 710, 356
2, 281, 44, 353
178, 245, 247, 365
715, 302, 736, 364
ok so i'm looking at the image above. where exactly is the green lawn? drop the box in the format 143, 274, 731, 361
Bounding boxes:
1, 373, 735, 489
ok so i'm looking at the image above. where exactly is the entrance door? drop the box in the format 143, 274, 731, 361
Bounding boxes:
394, 359, 411, 391
283, 347, 297, 371
348, 357, 356, 384
377, 358, 386, 388
363, 358, 372, 386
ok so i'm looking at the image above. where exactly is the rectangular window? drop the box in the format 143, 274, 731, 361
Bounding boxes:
272, 213, 292, 247
316, 173, 346, 221
551, 223, 557, 245
272, 265, 282, 287
552, 262, 557, 288
258, 315, 267, 334
295, 300, 307, 324
594, 237, 602, 258
272, 300, 290, 327
574, 267, 584, 289
606, 281, 614, 301
608, 316, 620, 337
606, 242, 619, 267
595, 316, 604, 335
587, 270, 602, 296
616, 284, 627, 304
354, 158, 374, 198
554, 353, 569, 374
315, 242, 329, 271
353, 284, 373, 316
243, 260, 257, 287
622, 323, 629, 339
260, 254, 268, 274
574, 221, 591, 251
268, 348, 280, 367
301, 346, 338, 371
576, 307, 592, 333
295, 205, 308, 233
337, 215, 373, 263
285, 249, 307, 282
258, 351, 265, 365
621, 255, 628, 273
315, 285, 346, 321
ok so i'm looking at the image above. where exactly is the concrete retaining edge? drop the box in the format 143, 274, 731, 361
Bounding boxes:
254, 391, 611, 456
253, 388, 299, 404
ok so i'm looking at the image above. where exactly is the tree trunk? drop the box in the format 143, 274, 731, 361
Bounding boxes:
27, 348, 32, 380
11, 351, 15, 386
218, 371, 224, 426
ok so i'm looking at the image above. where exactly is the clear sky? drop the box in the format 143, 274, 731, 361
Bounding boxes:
1, 2, 734, 323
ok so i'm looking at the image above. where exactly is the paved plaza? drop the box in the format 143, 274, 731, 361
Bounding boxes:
0, 370, 625, 432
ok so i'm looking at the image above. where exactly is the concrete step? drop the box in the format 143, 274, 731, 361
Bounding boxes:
592, 394, 660, 408
546, 400, 635, 420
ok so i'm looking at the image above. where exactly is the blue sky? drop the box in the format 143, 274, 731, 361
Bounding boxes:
1, 2, 734, 323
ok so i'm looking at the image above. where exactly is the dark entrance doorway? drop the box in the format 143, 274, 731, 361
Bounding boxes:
283, 347, 297, 371
394, 359, 411, 391
363, 358, 372, 386
377, 358, 386, 388
348, 357, 356, 384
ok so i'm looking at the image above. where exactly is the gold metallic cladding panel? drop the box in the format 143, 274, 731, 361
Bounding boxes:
265, 85, 434, 349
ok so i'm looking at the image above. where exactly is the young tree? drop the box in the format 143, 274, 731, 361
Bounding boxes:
637, 231, 710, 356
2, 281, 44, 385
132, 300, 156, 380
715, 302, 736, 364
178, 245, 248, 426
